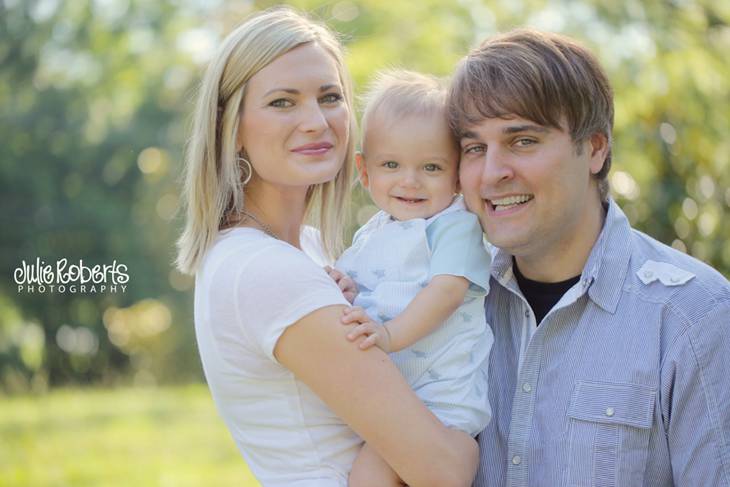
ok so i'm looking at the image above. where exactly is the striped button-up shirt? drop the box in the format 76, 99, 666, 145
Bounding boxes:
474, 200, 730, 487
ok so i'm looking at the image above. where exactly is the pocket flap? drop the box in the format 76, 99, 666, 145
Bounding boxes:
567, 380, 656, 429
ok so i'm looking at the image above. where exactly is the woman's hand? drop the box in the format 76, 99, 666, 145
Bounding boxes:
275, 305, 479, 487
324, 266, 358, 304
341, 306, 392, 353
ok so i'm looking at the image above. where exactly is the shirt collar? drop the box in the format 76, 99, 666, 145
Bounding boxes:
582, 198, 632, 313
490, 198, 632, 313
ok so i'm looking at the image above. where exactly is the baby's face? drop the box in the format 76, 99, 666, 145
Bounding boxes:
360, 113, 459, 221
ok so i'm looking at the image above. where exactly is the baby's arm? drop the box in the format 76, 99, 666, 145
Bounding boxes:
344, 209, 489, 353
386, 275, 468, 352
343, 275, 469, 352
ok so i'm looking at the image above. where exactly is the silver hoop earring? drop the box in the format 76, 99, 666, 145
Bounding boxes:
237, 155, 253, 185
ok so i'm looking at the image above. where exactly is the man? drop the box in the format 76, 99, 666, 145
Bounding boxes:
448, 29, 730, 486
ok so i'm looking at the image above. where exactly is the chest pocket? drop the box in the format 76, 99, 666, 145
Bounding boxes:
565, 380, 656, 487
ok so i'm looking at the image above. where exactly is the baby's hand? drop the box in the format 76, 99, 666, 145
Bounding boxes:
324, 266, 358, 304
341, 306, 392, 353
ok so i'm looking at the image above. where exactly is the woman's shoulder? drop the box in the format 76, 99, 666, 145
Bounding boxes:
203, 228, 323, 281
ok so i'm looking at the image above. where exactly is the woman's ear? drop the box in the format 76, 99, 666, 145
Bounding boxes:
355, 152, 369, 188
236, 125, 243, 153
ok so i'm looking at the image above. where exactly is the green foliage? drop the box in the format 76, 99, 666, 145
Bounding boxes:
1, 0, 199, 391
0, 385, 259, 486
0, 0, 727, 391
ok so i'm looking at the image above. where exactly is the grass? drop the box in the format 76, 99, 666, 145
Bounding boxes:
0, 384, 261, 486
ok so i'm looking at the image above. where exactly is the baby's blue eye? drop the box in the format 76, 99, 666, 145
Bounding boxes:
424, 163, 441, 172
383, 161, 398, 169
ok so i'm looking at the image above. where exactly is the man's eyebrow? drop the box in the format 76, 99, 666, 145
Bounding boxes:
503, 124, 550, 134
459, 124, 550, 141
263, 84, 341, 97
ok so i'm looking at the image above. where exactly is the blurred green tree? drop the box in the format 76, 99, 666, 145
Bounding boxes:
0, 0, 198, 391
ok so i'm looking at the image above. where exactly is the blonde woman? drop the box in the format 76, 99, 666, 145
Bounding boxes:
176, 7, 477, 487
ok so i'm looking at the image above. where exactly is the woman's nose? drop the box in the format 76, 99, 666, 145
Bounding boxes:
299, 101, 328, 133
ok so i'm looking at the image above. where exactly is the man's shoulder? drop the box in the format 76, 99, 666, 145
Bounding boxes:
624, 227, 730, 320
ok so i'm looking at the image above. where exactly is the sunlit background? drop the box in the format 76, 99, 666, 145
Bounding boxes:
1, 0, 728, 485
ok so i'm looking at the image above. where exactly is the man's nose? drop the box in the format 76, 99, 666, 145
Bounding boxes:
481, 147, 513, 186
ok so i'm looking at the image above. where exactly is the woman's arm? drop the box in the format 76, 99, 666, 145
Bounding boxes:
275, 304, 478, 487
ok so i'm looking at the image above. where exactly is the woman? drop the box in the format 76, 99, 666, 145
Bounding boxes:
176, 7, 477, 487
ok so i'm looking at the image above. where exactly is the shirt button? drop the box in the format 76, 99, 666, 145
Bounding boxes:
670, 276, 680, 283
605, 407, 615, 417
522, 383, 532, 393
643, 270, 653, 279
524, 309, 530, 318
512, 455, 522, 465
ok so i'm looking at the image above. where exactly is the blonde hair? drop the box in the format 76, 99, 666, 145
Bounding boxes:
359, 69, 451, 155
176, 7, 356, 274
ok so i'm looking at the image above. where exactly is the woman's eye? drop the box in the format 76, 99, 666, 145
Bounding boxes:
269, 98, 294, 108
383, 161, 398, 169
424, 163, 441, 172
320, 93, 343, 104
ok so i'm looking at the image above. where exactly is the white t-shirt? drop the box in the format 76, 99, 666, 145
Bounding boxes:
194, 226, 361, 487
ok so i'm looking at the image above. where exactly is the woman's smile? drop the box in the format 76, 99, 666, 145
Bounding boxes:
291, 141, 334, 156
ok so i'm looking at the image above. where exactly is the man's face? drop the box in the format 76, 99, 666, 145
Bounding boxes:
458, 115, 606, 270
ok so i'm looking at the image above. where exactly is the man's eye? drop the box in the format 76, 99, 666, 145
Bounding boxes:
515, 138, 536, 147
269, 98, 294, 108
320, 93, 343, 104
424, 163, 441, 172
463, 144, 485, 154
383, 161, 398, 169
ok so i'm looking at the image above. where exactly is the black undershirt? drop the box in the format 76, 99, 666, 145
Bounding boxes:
513, 259, 581, 325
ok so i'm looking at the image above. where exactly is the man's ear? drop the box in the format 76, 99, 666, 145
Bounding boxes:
355, 152, 369, 188
588, 132, 609, 175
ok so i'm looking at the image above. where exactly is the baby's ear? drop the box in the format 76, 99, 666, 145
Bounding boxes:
355, 152, 369, 188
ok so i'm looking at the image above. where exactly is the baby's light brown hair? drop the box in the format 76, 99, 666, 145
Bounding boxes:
360, 69, 456, 156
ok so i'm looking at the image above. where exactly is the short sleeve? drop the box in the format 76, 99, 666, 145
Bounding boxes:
235, 242, 349, 361
427, 210, 492, 295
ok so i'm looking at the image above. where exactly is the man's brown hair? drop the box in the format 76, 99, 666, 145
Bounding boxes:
448, 29, 614, 201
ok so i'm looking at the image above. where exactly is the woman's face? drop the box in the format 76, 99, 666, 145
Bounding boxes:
238, 42, 349, 190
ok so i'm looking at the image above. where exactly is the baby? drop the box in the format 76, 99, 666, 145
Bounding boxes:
332, 70, 493, 486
